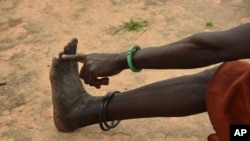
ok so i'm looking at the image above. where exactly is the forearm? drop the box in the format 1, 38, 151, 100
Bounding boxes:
117, 33, 226, 70
132, 37, 220, 69
117, 23, 250, 70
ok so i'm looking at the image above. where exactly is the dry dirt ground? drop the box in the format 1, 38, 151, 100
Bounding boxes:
0, 0, 249, 141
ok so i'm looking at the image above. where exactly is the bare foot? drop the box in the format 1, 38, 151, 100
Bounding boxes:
50, 38, 101, 132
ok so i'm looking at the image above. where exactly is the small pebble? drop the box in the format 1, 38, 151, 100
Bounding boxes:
0, 81, 7, 86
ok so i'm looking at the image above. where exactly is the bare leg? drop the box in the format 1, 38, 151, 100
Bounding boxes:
107, 68, 217, 120
50, 39, 218, 132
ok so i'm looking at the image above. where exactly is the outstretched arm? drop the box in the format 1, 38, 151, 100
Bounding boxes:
62, 23, 250, 88
125, 23, 250, 69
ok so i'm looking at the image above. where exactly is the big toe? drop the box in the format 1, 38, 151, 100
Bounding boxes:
70, 38, 78, 54
59, 38, 78, 58
64, 38, 78, 54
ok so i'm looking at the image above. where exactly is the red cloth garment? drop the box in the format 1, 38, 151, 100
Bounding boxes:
207, 133, 220, 141
206, 61, 250, 141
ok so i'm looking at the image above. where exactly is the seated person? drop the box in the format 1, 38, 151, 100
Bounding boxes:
50, 23, 250, 141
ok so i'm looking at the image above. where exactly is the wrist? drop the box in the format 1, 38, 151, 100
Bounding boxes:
127, 45, 142, 72
114, 52, 128, 70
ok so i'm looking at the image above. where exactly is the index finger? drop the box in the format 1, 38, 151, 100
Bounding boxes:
61, 54, 86, 63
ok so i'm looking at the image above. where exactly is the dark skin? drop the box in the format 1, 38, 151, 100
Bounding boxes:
62, 23, 250, 88
50, 23, 250, 132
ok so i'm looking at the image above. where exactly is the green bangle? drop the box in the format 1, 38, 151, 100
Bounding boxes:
127, 45, 142, 72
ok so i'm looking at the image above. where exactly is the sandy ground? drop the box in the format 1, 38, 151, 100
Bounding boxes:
0, 0, 249, 141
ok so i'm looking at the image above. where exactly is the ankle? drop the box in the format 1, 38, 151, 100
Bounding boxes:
53, 95, 102, 132
99, 91, 121, 131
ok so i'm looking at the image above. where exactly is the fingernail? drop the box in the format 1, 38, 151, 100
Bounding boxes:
61, 54, 66, 59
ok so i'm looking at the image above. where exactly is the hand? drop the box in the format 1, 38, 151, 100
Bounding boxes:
61, 53, 126, 88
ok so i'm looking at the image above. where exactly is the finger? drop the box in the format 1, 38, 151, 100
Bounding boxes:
93, 78, 109, 89
87, 74, 109, 87
99, 78, 109, 85
90, 78, 109, 89
86, 68, 103, 87
79, 65, 86, 81
79, 63, 99, 87
94, 85, 101, 89
61, 54, 86, 63
88, 72, 97, 87
82, 65, 89, 84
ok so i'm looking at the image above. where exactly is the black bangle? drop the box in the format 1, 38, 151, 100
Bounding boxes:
99, 91, 121, 131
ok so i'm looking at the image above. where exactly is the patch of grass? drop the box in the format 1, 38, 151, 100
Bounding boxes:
206, 21, 214, 27
113, 18, 150, 34
72, 13, 81, 19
